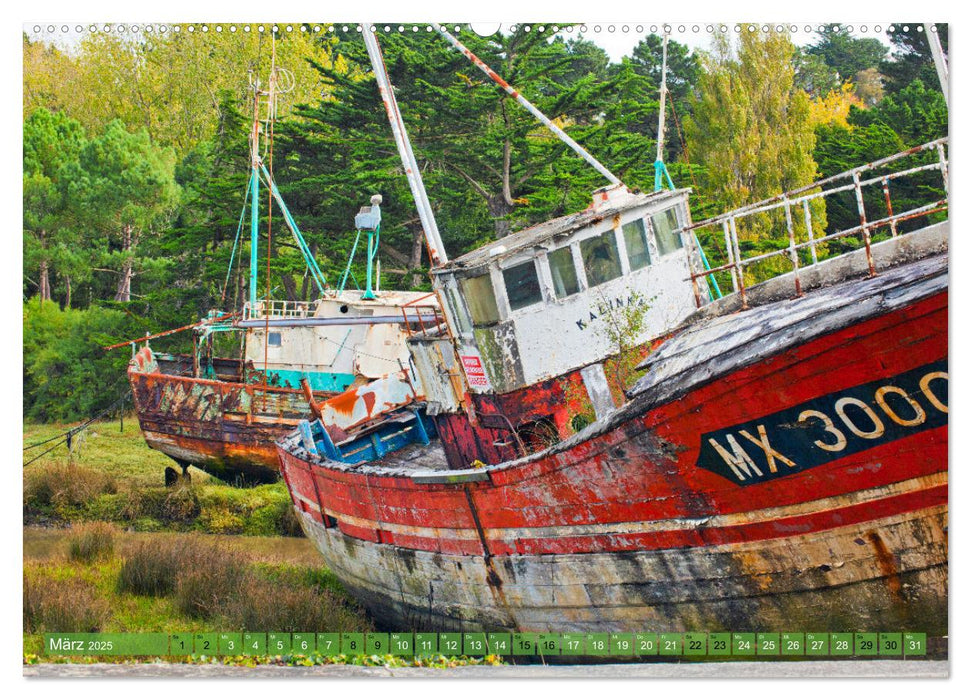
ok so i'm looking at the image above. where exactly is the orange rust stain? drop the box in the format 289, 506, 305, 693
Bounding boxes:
326, 386, 361, 417
867, 530, 903, 599
362, 391, 377, 416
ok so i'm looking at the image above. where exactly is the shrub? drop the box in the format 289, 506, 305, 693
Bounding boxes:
24, 572, 109, 633
24, 462, 117, 510
23, 297, 143, 423
198, 506, 245, 534
121, 485, 201, 525
68, 521, 117, 563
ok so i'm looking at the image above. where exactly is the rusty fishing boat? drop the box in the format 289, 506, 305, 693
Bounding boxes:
126, 60, 439, 484
276, 28, 948, 632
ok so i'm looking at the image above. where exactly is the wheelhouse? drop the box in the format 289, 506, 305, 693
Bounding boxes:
428, 185, 701, 396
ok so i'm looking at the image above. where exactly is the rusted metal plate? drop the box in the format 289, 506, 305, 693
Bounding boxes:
317, 371, 419, 444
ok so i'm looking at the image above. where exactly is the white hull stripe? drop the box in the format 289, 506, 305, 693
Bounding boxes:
301, 472, 946, 543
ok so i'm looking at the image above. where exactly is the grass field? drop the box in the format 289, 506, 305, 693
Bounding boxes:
22, 420, 389, 663
23, 419, 301, 536
23, 523, 376, 659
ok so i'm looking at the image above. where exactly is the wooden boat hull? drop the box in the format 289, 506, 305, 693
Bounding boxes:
277, 256, 948, 632
129, 350, 324, 483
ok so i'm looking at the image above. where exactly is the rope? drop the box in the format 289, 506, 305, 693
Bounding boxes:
24, 388, 130, 466
319, 335, 399, 365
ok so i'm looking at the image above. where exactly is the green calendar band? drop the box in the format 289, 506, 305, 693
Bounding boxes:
40, 631, 930, 658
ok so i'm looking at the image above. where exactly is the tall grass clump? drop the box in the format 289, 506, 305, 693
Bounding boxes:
173, 542, 248, 619
116, 537, 184, 596
24, 462, 117, 509
219, 576, 372, 632
68, 521, 117, 563
24, 572, 109, 633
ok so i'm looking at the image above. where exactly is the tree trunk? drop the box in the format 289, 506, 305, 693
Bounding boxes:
114, 223, 134, 302
299, 271, 309, 302
409, 225, 425, 288
38, 230, 51, 303
64, 274, 71, 308
487, 194, 516, 238
280, 272, 298, 301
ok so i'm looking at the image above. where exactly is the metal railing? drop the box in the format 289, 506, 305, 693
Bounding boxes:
242, 299, 316, 321
682, 138, 949, 309
399, 292, 446, 337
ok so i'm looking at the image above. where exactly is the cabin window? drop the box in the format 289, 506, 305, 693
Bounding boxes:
548, 247, 580, 299
445, 286, 472, 334
580, 230, 623, 287
502, 260, 543, 311
268, 332, 282, 347
622, 219, 651, 270
459, 273, 500, 327
652, 207, 684, 256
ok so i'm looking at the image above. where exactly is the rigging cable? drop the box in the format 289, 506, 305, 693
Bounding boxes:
220, 188, 251, 305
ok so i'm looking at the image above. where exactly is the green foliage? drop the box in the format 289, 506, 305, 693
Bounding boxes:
23, 108, 87, 304
848, 79, 947, 147
806, 27, 888, 81
685, 29, 819, 229
880, 25, 948, 95
22, 297, 143, 422
793, 48, 841, 98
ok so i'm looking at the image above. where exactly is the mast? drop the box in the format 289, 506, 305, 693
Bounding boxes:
654, 31, 675, 192
432, 23, 622, 188
924, 24, 948, 108
249, 82, 261, 307
362, 28, 448, 265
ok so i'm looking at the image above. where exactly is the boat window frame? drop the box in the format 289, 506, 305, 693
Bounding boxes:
622, 217, 653, 271
546, 244, 582, 300
458, 270, 502, 328
579, 227, 625, 288
650, 203, 687, 257
500, 257, 545, 312
443, 281, 473, 336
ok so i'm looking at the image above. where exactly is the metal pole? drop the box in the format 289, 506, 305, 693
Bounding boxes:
432, 23, 622, 187
655, 33, 668, 165
235, 314, 442, 329
924, 24, 948, 108
249, 88, 261, 307
362, 28, 449, 265
654, 32, 670, 192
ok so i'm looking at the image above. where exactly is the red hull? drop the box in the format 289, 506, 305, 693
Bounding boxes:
277, 256, 948, 631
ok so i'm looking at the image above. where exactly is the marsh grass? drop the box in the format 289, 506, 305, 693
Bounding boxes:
24, 462, 117, 510
24, 571, 109, 633
116, 537, 184, 596
23, 420, 301, 537
24, 531, 373, 654
219, 575, 372, 633
68, 521, 117, 563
